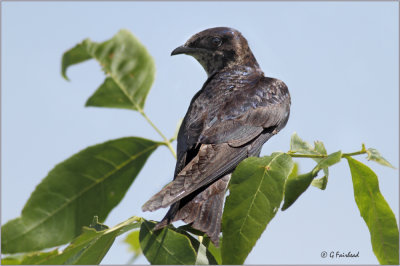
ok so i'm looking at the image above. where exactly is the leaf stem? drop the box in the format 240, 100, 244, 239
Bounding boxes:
138, 109, 177, 159
288, 153, 326, 158
89, 56, 177, 159
288, 150, 367, 159
342, 151, 366, 157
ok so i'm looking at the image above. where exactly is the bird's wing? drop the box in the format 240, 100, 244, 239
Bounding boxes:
142, 77, 290, 212
199, 77, 290, 147
142, 142, 248, 211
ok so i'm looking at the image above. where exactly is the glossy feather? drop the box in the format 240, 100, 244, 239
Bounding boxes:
142, 27, 291, 245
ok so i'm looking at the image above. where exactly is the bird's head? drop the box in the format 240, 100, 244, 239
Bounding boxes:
171, 27, 259, 76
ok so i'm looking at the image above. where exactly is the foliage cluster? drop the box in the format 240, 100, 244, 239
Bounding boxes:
1, 30, 398, 265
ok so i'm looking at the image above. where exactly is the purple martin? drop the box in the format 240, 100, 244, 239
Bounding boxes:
142, 27, 291, 246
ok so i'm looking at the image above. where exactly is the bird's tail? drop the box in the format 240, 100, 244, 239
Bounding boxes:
153, 174, 230, 246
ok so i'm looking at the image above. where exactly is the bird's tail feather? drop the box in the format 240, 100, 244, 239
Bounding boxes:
153, 174, 230, 246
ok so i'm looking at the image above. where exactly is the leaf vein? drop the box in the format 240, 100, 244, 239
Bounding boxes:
94, 155, 118, 168
5, 143, 158, 244
237, 153, 284, 237
80, 173, 98, 182
143, 222, 190, 264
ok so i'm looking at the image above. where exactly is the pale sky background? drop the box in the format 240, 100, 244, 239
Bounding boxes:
1, 1, 398, 264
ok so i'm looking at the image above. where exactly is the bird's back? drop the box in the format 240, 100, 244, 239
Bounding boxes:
176, 65, 290, 168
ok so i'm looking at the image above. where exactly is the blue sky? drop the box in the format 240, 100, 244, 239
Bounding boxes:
2, 1, 398, 264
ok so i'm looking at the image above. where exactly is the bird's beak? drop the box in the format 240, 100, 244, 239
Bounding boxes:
171, 45, 197, 56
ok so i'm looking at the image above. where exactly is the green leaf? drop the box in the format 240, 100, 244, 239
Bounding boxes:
290, 134, 330, 189
47, 216, 142, 265
139, 220, 198, 265
61, 29, 155, 111
204, 238, 222, 265
10, 216, 143, 265
61, 42, 91, 81
1, 259, 20, 265
174, 227, 219, 265
290, 132, 316, 154
2, 255, 24, 265
311, 151, 342, 174
221, 153, 293, 264
59, 229, 116, 265
288, 162, 299, 179
312, 141, 329, 189
2, 137, 160, 254
366, 148, 396, 169
89, 216, 109, 231
124, 230, 142, 262
282, 151, 342, 210
282, 172, 314, 211
186, 236, 218, 265
8, 249, 60, 265
314, 140, 327, 155
311, 176, 328, 190
346, 157, 399, 265
194, 240, 209, 265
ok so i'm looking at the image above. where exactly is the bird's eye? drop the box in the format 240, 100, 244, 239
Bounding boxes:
211, 37, 222, 47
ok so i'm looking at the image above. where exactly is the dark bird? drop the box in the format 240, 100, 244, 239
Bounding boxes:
142, 27, 291, 246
